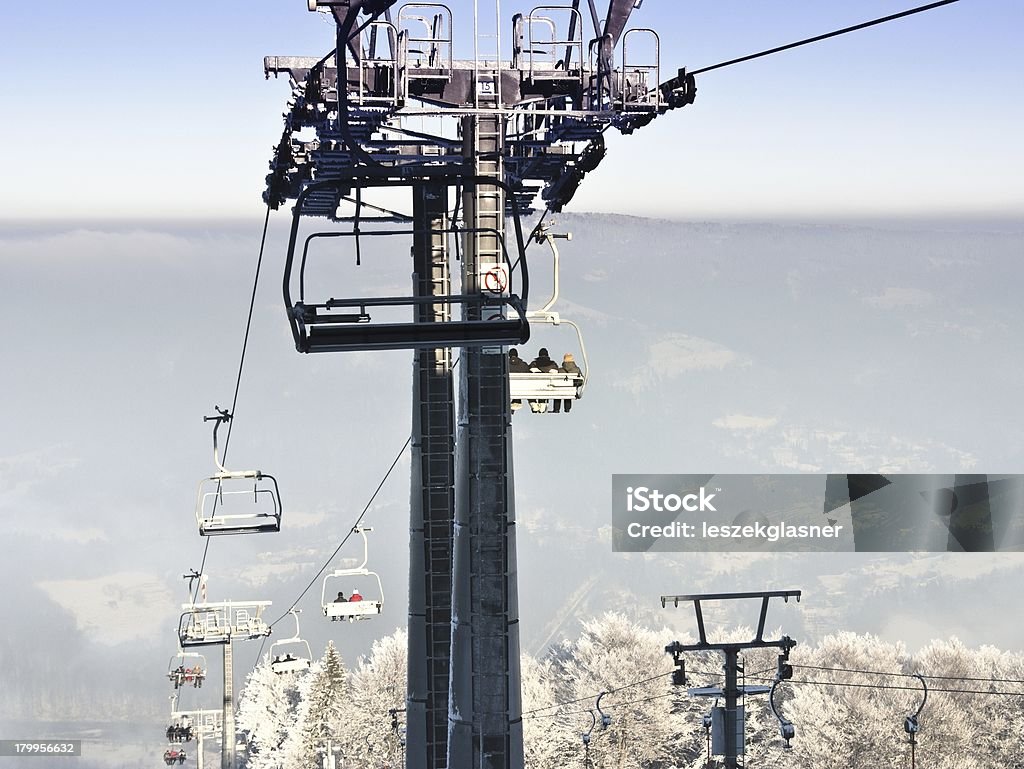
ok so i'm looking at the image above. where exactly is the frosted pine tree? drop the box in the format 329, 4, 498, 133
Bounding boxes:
279, 642, 349, 769
237, 655, 305, 769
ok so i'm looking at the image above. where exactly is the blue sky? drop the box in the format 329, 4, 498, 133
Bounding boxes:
1, 0, 1020, 219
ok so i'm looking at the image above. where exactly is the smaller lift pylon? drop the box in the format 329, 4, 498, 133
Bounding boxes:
663, 590, 802, 769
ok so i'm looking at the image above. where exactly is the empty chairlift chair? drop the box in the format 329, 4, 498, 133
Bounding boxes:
283, 170, 531, 353
322, 526, 385, 621
195, 408, 282, 536
178, 606, 229, 648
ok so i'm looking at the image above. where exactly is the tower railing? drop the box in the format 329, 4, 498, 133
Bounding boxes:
519, 6, 584, 89
620, 28, 661, 110
399, 3, 454, 94
357, 20, 401, 106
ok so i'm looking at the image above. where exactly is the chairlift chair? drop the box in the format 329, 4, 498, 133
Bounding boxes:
166, 650, 207, 689
178, 607, 228, 647
283, 171, 531, 353
195, 409, 282, 536
510, 224, 588, 413
270, 609, 313, 674
321, 527, 385, 621
165, 716, 194, 744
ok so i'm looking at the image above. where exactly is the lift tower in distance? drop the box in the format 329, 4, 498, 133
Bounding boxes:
263, 3, 695, 768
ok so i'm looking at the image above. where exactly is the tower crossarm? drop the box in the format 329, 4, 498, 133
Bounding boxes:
263, 1, 697, 217
661, 590, 802, 647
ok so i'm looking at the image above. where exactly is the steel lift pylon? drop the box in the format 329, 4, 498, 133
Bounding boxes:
257, 1, 967, 765
264, 2, 695, 767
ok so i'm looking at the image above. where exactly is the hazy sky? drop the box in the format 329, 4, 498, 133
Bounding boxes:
2, 0, 1021, 220
2, 2, 1023, 751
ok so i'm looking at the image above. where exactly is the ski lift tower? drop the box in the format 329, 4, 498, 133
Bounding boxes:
263, 3, 693, 768
178, 600, 271, 769
662, 591, 801, 769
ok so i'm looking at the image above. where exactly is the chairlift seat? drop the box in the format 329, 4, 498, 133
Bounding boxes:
269, 610, 313, 674
180, 627, 229, 647
271, 657, 312, 674
179, 612, 228, 646
301, 317, 529, 353
178, 602, 271, 646
167, 651, 206, 687
510, 371, 582, 400
320, 528, 385, 621
324, 599, 384, 621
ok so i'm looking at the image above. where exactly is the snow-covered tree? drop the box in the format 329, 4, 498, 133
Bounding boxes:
782, 632, 909, 769
279, 642, 349, 769
334, 628, 407, 768
521, 653, 565, 767
550, 612, 685, 769
237, 654, 305, 769
236, 618, 1024, 768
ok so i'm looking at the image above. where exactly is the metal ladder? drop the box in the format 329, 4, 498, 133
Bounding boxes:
473, 0, 504, 110
448, 114, 523, 769
410, 184, 456, 769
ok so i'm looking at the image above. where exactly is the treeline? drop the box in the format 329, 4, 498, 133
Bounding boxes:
236, 613, 1024, 768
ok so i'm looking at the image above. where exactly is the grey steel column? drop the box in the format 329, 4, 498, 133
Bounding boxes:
723, 647, 740, 769
408, 183, 456, 769
222, 640, 234, 769
448, 114, 524, 769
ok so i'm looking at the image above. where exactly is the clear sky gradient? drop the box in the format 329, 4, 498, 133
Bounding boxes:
1, 0, 1020, 219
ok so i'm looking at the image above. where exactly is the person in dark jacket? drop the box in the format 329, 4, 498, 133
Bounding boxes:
508, 348, 531, 412
527, 348, 558, 413
508, 348, 531, 372
553, 352, 583, 413
529, 348, 558, 372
